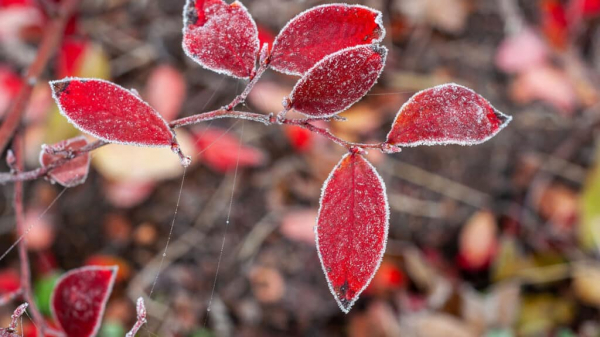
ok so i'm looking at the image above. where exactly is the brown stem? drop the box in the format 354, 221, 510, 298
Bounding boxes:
0, 0, 80, 154
13, 133, 47, 336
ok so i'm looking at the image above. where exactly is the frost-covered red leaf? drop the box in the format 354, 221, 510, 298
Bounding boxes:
39, 136, 91, 187
386, 84, 511, 147
182, 0, 259, 79
51, 266, 117, 337
270, 4, 384, 76
50, 78, 174, 147
317, 153, 389, 313
287, 45, 386, 118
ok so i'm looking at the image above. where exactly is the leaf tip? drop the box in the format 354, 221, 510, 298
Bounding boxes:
370, 44, 388, 62
49, 79, 70, 97
496, 108, 512, 128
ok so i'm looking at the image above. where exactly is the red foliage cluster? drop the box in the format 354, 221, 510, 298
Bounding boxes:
34, 0, 511, 323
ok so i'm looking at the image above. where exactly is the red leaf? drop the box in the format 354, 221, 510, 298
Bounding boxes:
283, 125, 312, 152
56, 38, 86, 78
316, 153, 389, 313
386, 84, 511, 147
0, 66, 22, 115
541, 0, 569, 48
581, 0, 600, 17
256, 23, 275, 53
193, 127, 265, 173
145, 64, 186, 122
51, 266, 117, 337
50, 78, 174, 147
39, 136, 91, 187
182, 0, 259, 79
0, 269, 20, 293
287, 45, 386, 118
270, 4, 385, 76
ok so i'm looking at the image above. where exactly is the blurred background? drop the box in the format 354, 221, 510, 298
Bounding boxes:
2, 0, 600, 336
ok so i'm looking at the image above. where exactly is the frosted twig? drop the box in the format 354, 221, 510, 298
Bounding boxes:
0, 47, 397, 185
125, 297, 147, 337
225, 58, 270, 110
13, 134, 47, 335
8, 303, 28, 331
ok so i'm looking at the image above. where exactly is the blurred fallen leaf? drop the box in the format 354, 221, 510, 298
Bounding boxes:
247, 80, 292, 114
145, 64, 186, 122
400, 312, 476, 337
279, 208, 317, 244
518, 294, 574, 336
365, 260, 405, 296
57, 37, 110, 79
102, 213, 132, 244
0, 65, 22, 115
0, 269, 20, 293
394, 0, 468, 34
349, 301, 402, 337
579, 149, 600, 251
461, 282, 521, 334
537, 183, 578, 231
572, 263, 600, 307
540, 0, 569, 49
249, 266, 285, 303
495, 28, 549, 74
403, 247, 437, 292
103, 180, 156, 208
457, 211, 498, 271
85, 254, 131, 283
0, 3, 43, 41
193, 127, 266, 173
510, 63, 577, 114
333, 103, 384, 136
283, 125, 313, 152
93, 129, 195, 182
493, 236, 532, 281
22, 208, 54, 251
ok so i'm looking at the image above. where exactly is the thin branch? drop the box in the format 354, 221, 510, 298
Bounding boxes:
0, 0, 80, 154
224, 54, 270, 110
280, 118, 389, 152
0, 39, 399, 184
13, 134, 46, 336
8, 303, 28, 331
125, 297, 147, 337
169, 109, 271, 129
0, 108, 400, 184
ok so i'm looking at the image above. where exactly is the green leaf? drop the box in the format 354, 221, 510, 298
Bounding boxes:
579, 149, 600, 251
99, 321, 126, 337
34, 273, 60, 316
